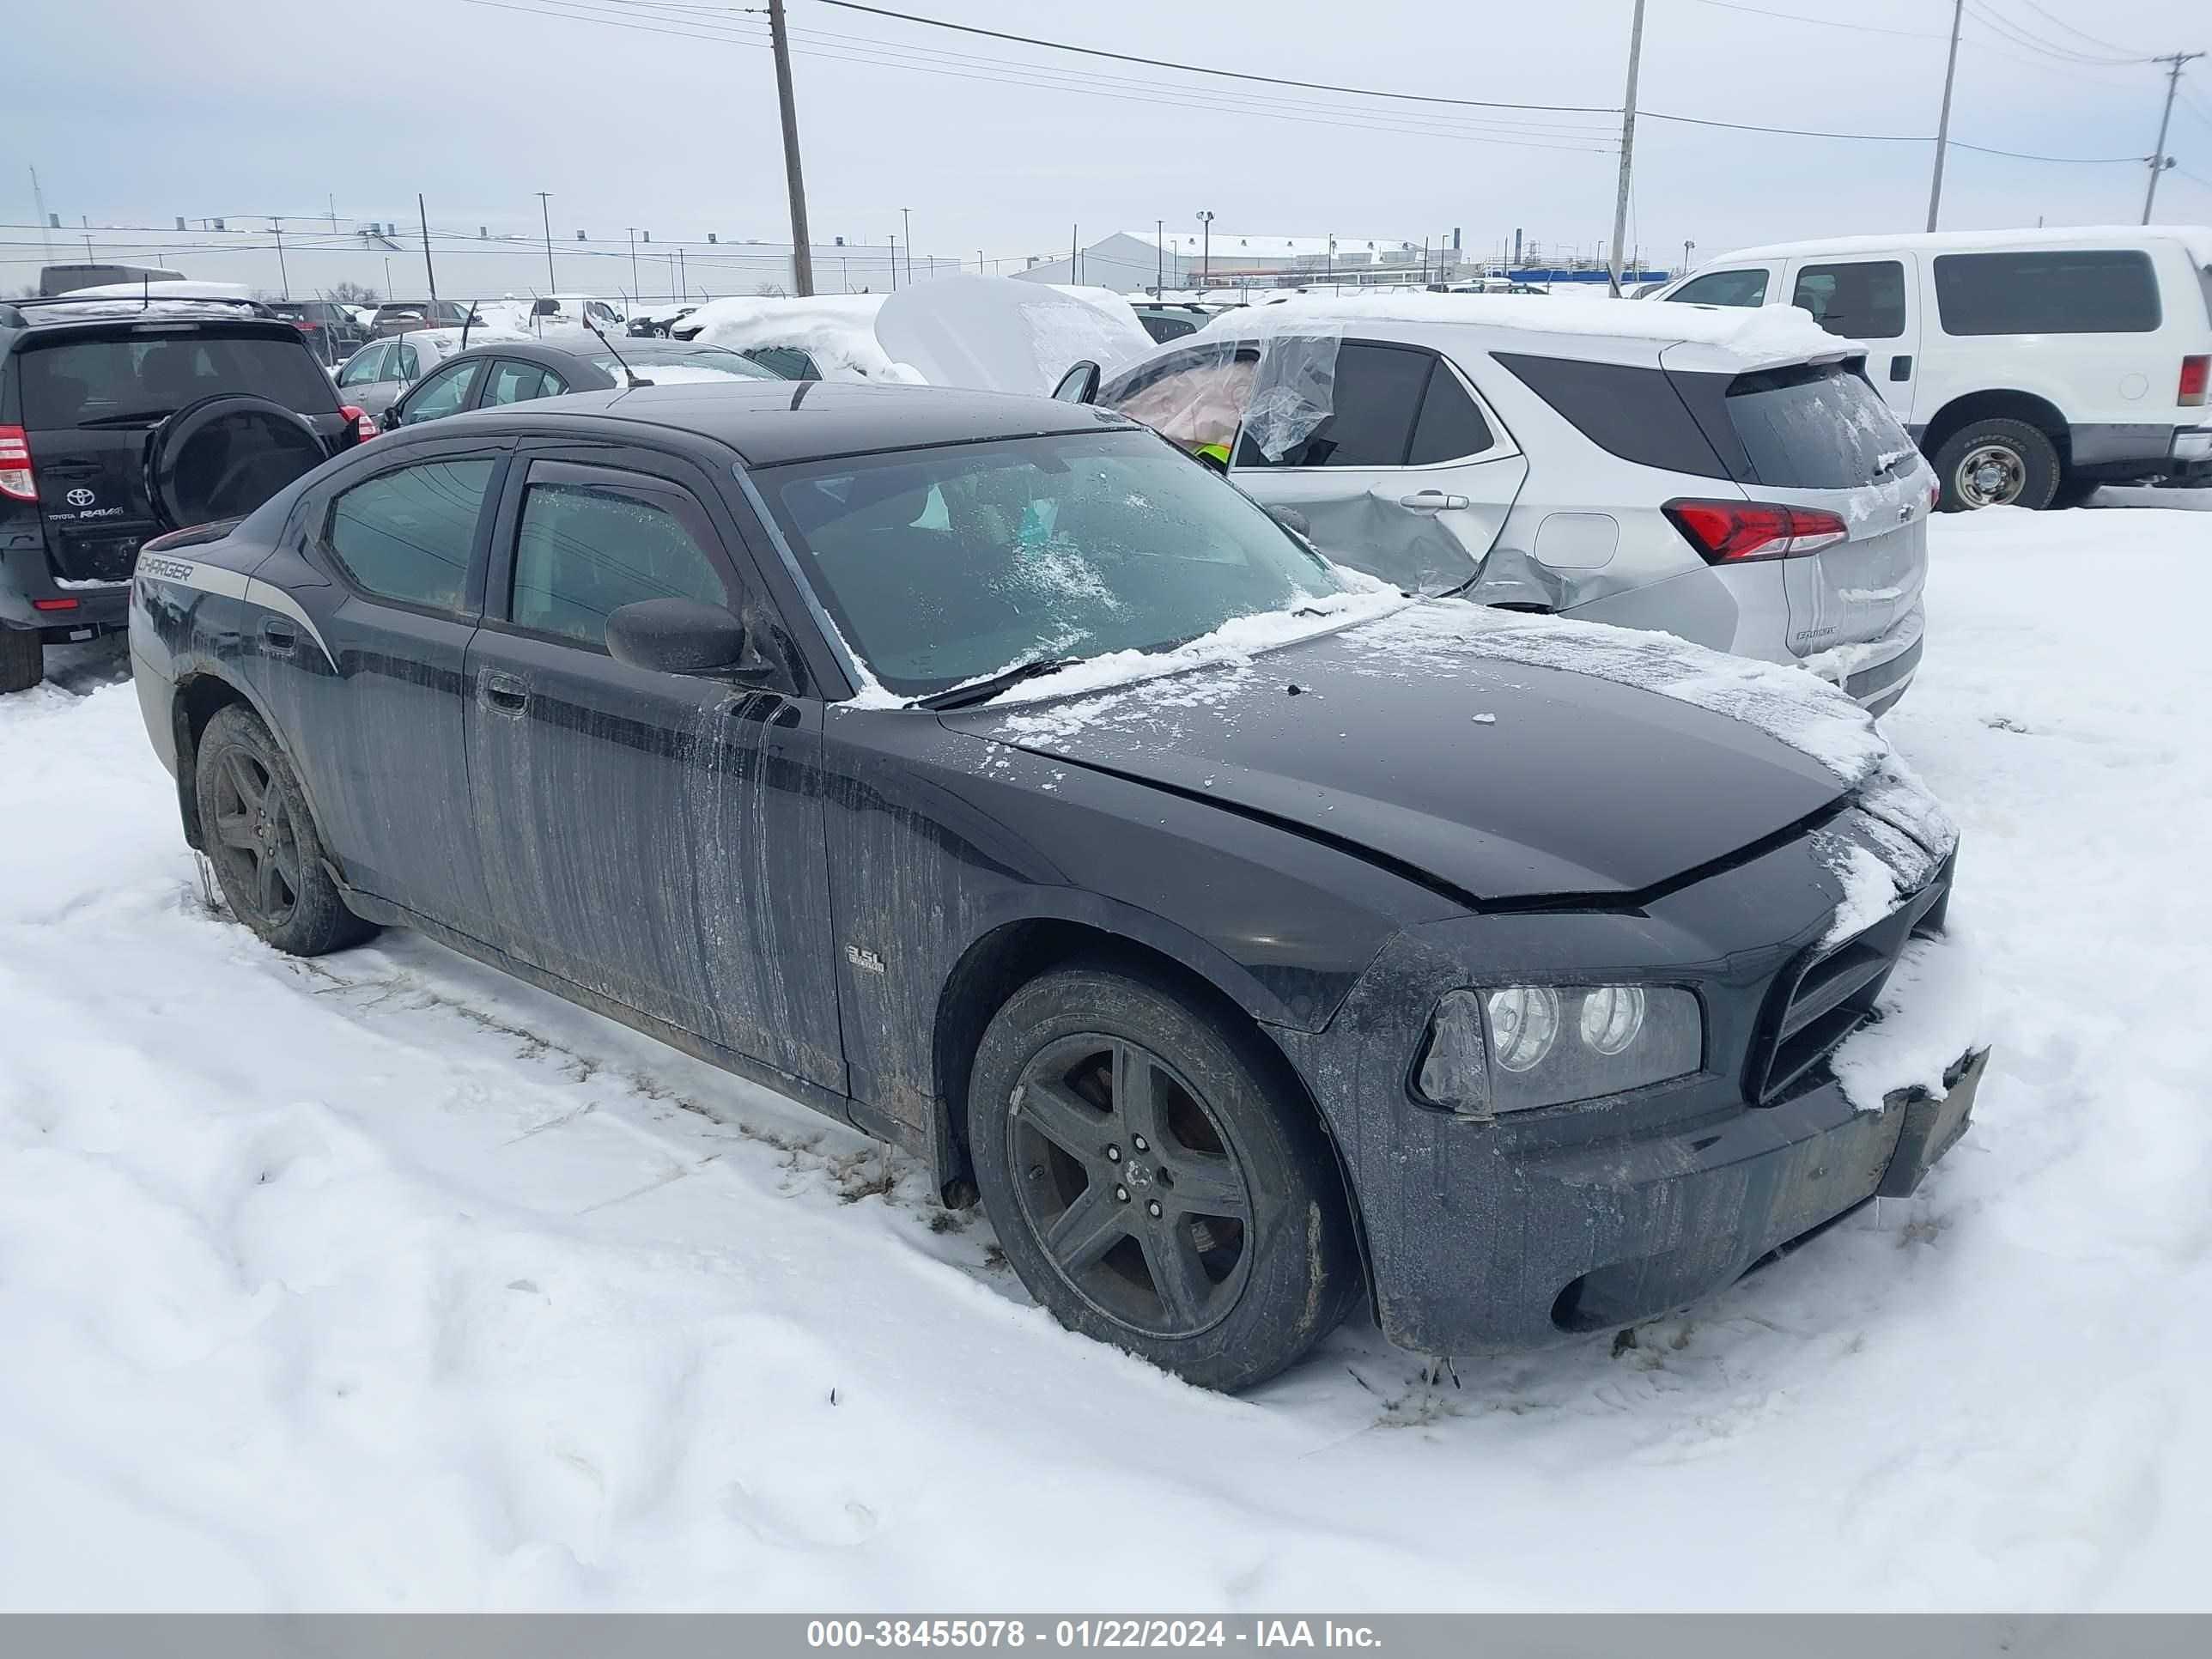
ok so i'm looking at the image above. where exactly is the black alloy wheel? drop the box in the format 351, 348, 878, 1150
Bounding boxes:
206, 744, 303, 930
1009, 1032, 1254, 1336
968, 961, 1362, 1390
192, 704, 376, 957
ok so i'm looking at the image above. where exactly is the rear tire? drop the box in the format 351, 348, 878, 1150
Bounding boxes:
1933, 418, 2060, 511
193, 704, 376, 957
0, 628, 42, 695
968, 959, 1361, 1391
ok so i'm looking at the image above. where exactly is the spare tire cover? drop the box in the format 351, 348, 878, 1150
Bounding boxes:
148, 394, 330, 530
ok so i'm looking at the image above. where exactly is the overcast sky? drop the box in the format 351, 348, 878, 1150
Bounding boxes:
6, 0, 2209, 287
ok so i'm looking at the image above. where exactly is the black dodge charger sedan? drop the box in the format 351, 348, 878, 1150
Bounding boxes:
127, 380, 1984, 1389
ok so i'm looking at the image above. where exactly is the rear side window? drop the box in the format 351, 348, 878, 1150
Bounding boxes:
1140, 313, 1199, 343
325, 459, 495, 612
1933, 250, 2160, 335
510, 467, 730, 648
1792, 261, 1906, 339
483, 361, 550, 406
1494, 353, 1730, 478
19, 331, 336, 428
744, 346, 820, 380
1669, 269, 1769, 307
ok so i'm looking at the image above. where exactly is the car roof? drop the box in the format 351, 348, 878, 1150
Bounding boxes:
1711, 223, 2212, 264
0, 297, 299, 337
424, 379, 1127, 465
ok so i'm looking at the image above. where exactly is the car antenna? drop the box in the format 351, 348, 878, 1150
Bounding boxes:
460, 299, 476, 351
586, 316, 650, 389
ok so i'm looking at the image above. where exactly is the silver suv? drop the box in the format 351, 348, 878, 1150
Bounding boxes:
1092, 294, 1936, 714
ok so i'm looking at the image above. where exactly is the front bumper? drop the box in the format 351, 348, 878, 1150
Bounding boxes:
1274, 810, 1977, 1355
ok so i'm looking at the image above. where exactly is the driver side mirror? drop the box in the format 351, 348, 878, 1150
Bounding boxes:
1051, 361, 1101, 404
605, 598, 781, 682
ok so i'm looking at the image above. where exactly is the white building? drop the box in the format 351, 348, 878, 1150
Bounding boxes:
1013, 228, 1464, 293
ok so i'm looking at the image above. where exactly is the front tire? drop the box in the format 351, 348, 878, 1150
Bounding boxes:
193, 704, 375, 956
1933, 418, 2060, 511
969, 961, 1361, 1391
0, 628, 43, 695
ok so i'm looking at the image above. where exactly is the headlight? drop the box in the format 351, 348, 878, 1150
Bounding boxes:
1414, 985, 1702, 1118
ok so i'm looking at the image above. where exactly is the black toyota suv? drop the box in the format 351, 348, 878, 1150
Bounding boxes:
0, 295, 375, 692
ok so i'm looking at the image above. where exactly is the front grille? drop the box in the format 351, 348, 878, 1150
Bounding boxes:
1753, 854, 1953, 1103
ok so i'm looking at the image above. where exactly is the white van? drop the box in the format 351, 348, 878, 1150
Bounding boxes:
1650, 226, 2212, 508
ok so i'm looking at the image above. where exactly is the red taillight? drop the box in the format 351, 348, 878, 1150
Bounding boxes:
0, 424, 34, 502
339, 404, 378, 443
32, 597, 79, 611
2181, 355, 2209, 408
294, 319, 319, 332
1663, 499, 1850, 563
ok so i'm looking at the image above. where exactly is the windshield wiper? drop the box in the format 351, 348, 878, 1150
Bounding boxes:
71, 410, 174, 428
915, 657, 1083, 711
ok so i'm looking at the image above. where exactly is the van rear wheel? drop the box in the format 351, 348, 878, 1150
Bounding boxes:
1933, 418, 2059, 511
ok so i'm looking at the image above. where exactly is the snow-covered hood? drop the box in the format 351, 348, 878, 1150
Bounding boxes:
960, 601, 1954, 903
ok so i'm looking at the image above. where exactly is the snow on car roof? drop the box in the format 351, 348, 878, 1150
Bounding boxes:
1713, 222, 2212, 265
675, 293, 913, 381
1200, 289, 1851, 370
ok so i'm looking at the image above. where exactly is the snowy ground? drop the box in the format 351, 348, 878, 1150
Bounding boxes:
2, 494, 2208, 1611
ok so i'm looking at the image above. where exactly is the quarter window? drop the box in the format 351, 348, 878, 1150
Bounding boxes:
325, 459, 496, 612
1933, 249, 2161, 334
510, 466, 730, 649
1791, 261, 1906, 339
1669, 268, 1770, 308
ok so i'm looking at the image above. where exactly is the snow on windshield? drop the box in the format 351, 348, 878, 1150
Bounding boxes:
675, 294, 917, 382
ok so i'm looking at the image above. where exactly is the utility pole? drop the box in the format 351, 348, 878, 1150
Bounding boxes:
628, 228, 641, 300
890, 235, 898, 291
2144, 52, 2203, 223
1682, 238, 1695, 276
537, 191, 556, 291
30, 167, 52, 260
271, 219, 290, 300
902, 208, 913, 283
769, 0, 815, 295
1197, 209, 1213, 286
1926, 0, 1966, 231
417, 194, 437, 306
1156, 218, 1164, 294
1608, 0, 1647, 295
978, 249, 985, 275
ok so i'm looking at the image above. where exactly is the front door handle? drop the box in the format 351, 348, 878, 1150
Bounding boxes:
1400, 489, 1472, 512
481, 671, 529, 714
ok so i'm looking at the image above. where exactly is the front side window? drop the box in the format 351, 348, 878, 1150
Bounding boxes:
325, 459, 495, 611
1792, 261, 1906, 339
755, 428, 1345, 699
510, 465, 730, 648
1100, 344, 1259, 456
337, 343, 386, 388
1933, 249, 2160, 335
1669, 268, 1770, 308
1235, 342, 1494, 469
399, 359, 483, 424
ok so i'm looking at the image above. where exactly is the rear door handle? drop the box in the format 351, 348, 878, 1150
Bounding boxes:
482, 671, 529, 714
1400, 490, 1471, 511
259, 618, 297, 654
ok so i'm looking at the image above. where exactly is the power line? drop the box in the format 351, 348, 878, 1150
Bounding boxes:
1687, 1, 1947, 42
811, 0, 1620, 114
1960, 0, 2154, 66
2001, 0, 2150, 61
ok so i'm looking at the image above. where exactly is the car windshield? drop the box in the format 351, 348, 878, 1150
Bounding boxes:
754, 428, 1346, 700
